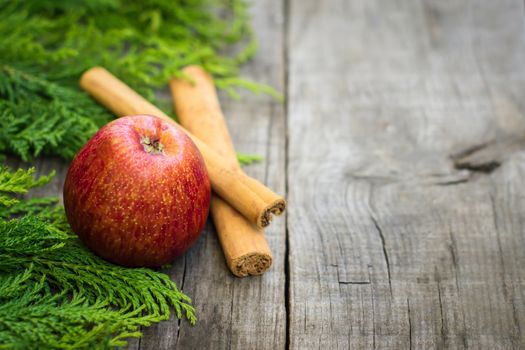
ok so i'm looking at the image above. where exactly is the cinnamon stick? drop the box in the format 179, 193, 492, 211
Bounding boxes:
79, 67, 286, 229
170, 65, 272, 276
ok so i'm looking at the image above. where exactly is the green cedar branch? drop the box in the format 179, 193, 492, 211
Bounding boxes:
0, 0, 277, 162
0, 166, 196, 349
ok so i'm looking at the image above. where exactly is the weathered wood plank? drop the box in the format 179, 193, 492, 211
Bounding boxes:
287, 0, 525, 348
139, 0, 287, 349
10, 2, 286, 349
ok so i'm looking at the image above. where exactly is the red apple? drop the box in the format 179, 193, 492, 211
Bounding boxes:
63, 115, 211, 267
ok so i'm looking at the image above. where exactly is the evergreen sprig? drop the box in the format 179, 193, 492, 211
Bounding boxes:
0, 166, 196, 348
0, 65, 113, 161
0, 166, 54, 206
0, 1, 268, 345
0, 0, 275, 162
236, 153, 263, 166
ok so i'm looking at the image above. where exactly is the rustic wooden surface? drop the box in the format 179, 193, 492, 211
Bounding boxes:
17, 0, 525, 348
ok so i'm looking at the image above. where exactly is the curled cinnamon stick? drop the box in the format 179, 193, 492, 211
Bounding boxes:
170, 65, 272, 276
80, 67, 285, 229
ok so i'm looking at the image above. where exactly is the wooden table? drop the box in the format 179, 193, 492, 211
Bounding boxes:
28, 0, 525, 348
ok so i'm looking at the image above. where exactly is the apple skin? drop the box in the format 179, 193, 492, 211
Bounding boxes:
63, 115, 211, 267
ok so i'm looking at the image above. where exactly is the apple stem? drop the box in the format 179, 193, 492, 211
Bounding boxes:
140, 136, 164, 154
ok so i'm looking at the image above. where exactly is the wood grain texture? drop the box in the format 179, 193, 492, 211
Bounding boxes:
13, 0, 525, 348
287, 0, 525, 348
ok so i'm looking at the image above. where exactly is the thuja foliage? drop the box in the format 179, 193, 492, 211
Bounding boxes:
0, 0, 275, 162
0, 166, 196, 348
0, 1, 269, 345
